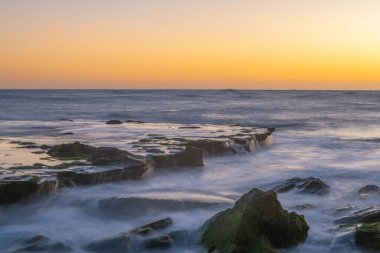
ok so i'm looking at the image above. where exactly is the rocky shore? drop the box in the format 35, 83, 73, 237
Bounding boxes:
0, 122, 274, 205
2, 120, 379, 252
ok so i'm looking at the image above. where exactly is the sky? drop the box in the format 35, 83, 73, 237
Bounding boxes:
0, 0, 380, 89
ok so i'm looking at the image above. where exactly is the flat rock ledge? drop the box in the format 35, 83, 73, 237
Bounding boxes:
200, 188, 309, 253
0, 126, 274, 205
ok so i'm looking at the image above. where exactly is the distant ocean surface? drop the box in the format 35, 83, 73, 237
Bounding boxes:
1, 90, 380, 253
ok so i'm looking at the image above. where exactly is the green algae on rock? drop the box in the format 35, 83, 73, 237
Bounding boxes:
200, 188, 309, 253
355, 222, 380, 250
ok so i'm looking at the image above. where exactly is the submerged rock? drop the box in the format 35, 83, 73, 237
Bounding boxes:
84, 233, 132, 253
273, 177, 330, 195
131, 217, 173, 235
84, 218, 173, 253
355, 222, 380, 250
358, 185, 380, 194
106, 120, 123, 125
335, 206, 380, 225
13, 234, 72, 253
143, 235, 172, 249
291, 203, 314, 211
200, 188, 309, 253
98, 197, 228, 218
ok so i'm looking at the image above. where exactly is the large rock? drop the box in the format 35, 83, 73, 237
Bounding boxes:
273, 177, 330, 195
200, 188, 309, 253
47, 142, 153, 186
98, 197, 228, 218
355, 222, 380, 250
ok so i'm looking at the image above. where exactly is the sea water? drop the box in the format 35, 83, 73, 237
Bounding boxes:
0, 90, 380, 252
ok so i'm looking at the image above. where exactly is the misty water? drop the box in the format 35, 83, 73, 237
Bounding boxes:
1, 90, 380, 252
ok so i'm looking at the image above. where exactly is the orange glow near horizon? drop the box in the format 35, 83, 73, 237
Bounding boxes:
1, 0, 380, 89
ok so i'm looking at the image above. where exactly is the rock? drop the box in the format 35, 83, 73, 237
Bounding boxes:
355, 222, 380, 250
186, 140, 233, 155
84, 218, 173, 253
143, 235, 172, 249
291, 203, 314, 211
152, 147, 204, 168
200, 188, 309, 253
14, 234, 72, 252
47, 142, 154, 186
358, 185, 380, 194
57, 162, 153, 186
273, 177, 330, 195
47, 142, 98, 159
166, 230, 191, 246
0, 177, 39, 205
132, 217, 173, 235
335, 204, 358, 214
335, 206, 380, 225
106, 120, 123, 125
178, 126, 202, 129
0, 176, 59, 205
47, 142, 145, 166
60, 132, 74, 136
98, 197, 228, 218
84, 233, 131, 253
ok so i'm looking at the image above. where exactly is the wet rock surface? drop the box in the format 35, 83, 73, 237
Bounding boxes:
0, 177, 39, 205
151, 146, 204, 168
200, 188, 309, 253
273, 177, 330, 195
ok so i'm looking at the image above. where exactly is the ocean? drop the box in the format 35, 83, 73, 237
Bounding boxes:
1, 90, 380, 252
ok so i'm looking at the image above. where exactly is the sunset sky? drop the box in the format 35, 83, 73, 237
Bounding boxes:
1, 0, 380, 89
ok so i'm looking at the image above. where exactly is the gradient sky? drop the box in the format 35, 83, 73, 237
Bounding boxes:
1, 0, 380, 89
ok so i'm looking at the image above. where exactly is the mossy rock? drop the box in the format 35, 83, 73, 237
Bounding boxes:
200, 188, 309, 253
355, 222, 380, 250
